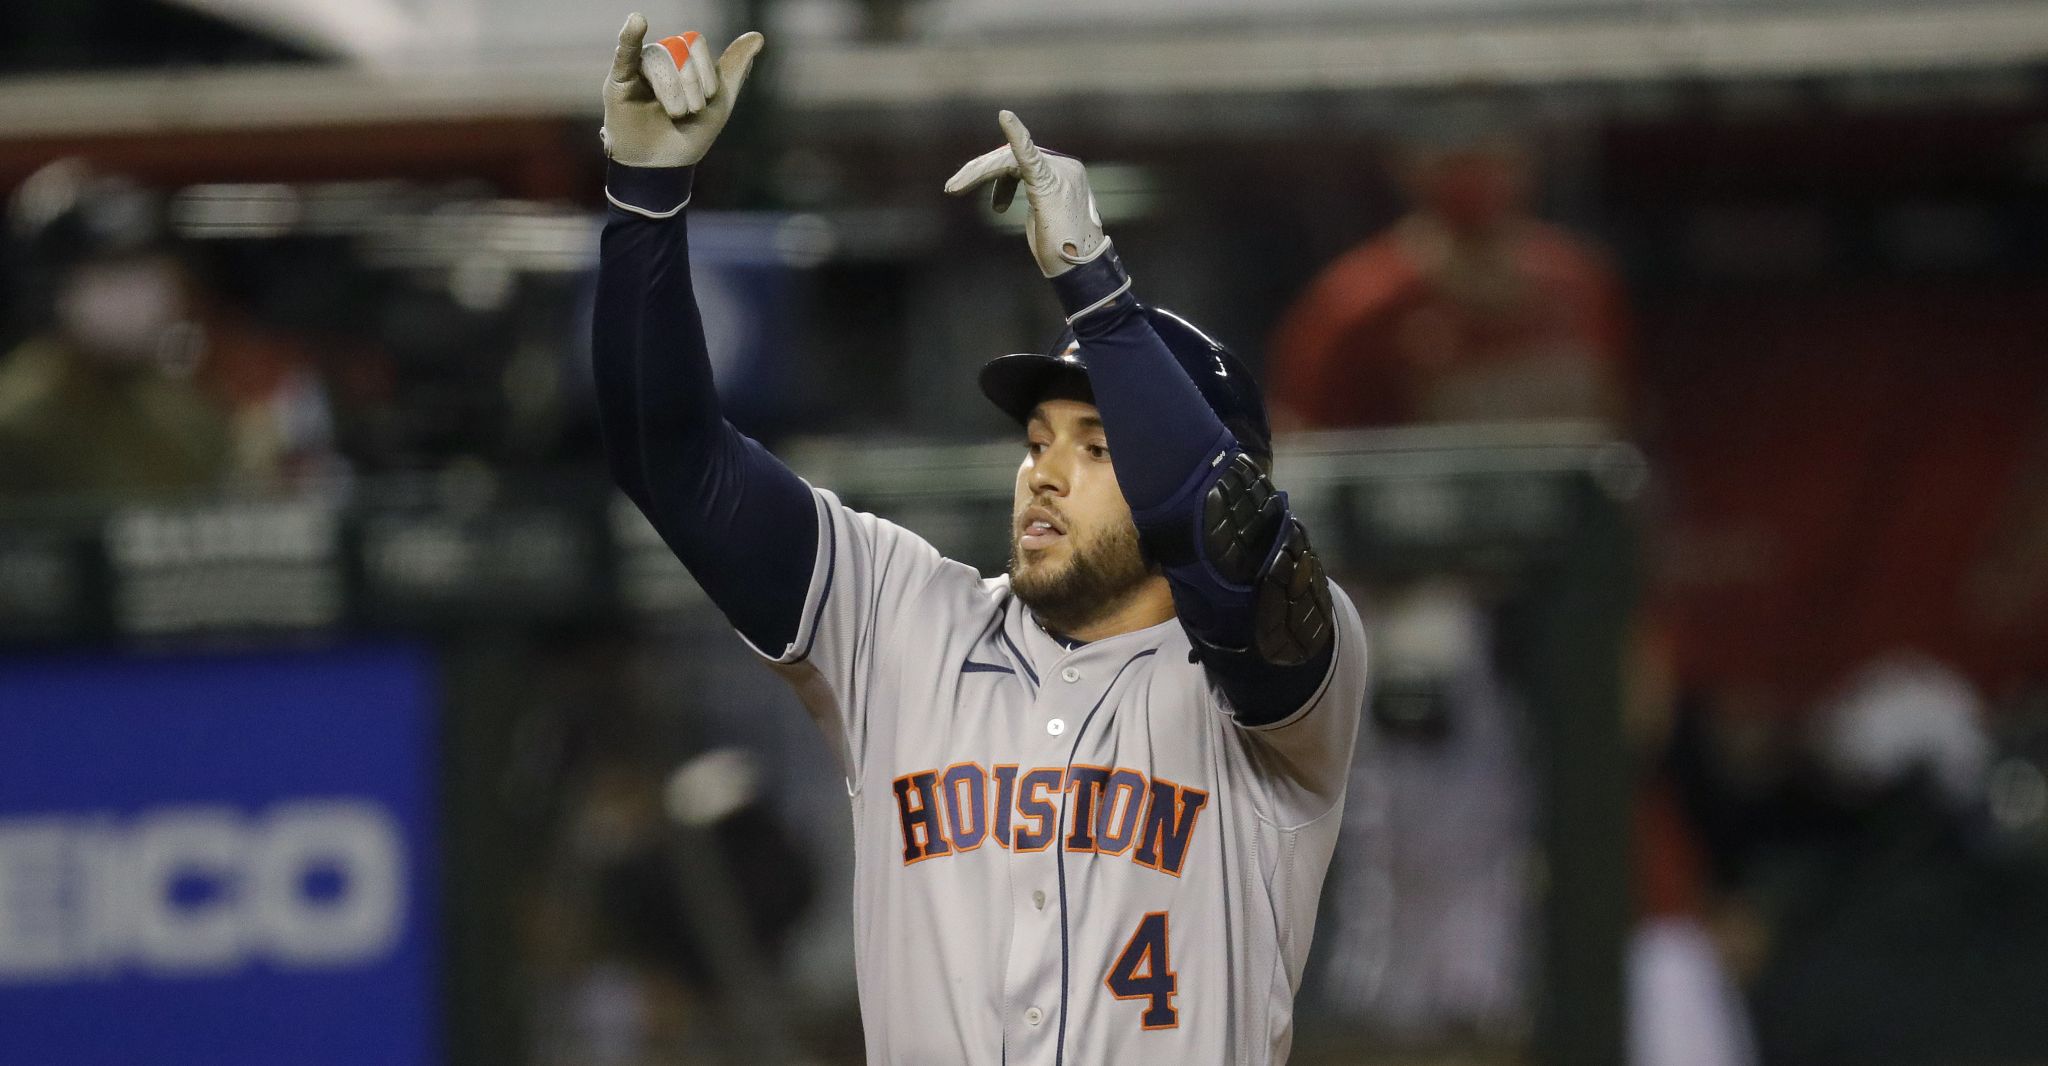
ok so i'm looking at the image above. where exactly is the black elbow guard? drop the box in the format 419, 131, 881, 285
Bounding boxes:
1249, 513, 1335, 666
1161, 453, 1336, 667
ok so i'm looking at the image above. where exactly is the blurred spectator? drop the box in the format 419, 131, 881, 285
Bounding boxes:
1276, 116, 1681, 1060
1632, 728, 1763, 1066
0, 160, 231, 498
1813, 655, 1991, 811
1741, 655, 2048, 1066
1266, 122, 1632, 429
0, 160, 339, 500
1625, 612, 1763, 1066
187, 283, 345, 486
506, 635, 821, 1066
1315, 579, 1533, 1039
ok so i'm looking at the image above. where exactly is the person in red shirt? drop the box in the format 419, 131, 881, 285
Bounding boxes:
1267, 131, 1633, 431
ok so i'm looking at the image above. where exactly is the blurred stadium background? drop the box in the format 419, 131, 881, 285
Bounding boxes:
2, 0, 2047, 1064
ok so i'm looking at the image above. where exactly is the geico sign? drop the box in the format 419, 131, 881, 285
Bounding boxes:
0, 800, 405, 983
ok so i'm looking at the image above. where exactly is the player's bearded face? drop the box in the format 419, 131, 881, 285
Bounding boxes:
1008, 400, 1157, 635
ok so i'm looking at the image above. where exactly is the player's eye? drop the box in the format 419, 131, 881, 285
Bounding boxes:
1086, 444, 1110, 461
1026, 440, 1049, 457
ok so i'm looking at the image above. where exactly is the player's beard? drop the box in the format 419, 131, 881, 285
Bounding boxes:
1008, 515, 1156, 638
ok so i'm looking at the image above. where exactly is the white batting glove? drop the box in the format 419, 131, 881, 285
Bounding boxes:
944, 110, 1108, 279
600, 13, 765, 169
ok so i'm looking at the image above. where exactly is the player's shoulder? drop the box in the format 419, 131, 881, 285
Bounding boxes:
935, 556, 1006, 604
817, 485, 1009, 596
878, 563, 1011, 657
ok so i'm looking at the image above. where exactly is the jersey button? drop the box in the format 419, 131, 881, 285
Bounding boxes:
1047, 718, 1066, 736
1060, 666, 1081, 683
1032, 889, 1046, 910
1025, 1006, 1044, 1026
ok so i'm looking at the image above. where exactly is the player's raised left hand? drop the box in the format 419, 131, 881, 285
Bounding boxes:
945, 111, 1107, 278
601, 13, 764, 168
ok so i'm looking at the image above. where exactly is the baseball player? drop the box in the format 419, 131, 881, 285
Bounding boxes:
594, 16, 1370, 1064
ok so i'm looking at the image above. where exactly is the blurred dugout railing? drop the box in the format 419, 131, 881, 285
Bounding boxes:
0, 424, 1642, 1066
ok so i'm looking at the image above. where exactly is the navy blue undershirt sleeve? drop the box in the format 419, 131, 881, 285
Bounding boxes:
1195, 642, 1337, 728
1050, 247, 1335, 725
1049, 248, 1234, 523
594, 161, 818, 654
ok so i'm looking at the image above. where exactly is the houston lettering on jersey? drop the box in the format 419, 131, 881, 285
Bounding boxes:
890, 763, 1210, 876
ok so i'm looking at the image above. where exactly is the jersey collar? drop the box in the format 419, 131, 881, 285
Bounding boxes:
1009, 597, 1182, 671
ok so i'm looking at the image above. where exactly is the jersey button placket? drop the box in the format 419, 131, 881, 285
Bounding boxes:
1049, 666, 1080, 735
1004, 658, 1072, 1066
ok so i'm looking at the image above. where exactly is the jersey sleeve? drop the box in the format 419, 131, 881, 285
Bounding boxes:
752, 484, 965, 787
1222, 580, 1370, 828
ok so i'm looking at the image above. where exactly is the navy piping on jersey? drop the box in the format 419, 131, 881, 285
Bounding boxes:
1053, 647, 1158, 1066
966, 611, 1019, 679
788, 510, 838, 663
999, 627, 1040, 689
962, 661, 1016, 675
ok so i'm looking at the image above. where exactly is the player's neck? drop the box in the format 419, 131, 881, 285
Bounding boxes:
1056, 575, 1176, 644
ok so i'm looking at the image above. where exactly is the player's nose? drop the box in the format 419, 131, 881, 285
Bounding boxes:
1029, 450, 1072, 496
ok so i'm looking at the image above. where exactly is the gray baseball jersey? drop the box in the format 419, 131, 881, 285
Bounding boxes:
745, 483, 1370, 1065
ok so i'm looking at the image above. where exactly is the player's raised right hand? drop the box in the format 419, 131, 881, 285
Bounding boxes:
600, 13, 764, 169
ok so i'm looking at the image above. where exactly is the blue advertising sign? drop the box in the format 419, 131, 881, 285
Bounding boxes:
0, 644, 439, 1066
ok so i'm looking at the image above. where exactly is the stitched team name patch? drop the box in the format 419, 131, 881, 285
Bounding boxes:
890, 763, 1209, 876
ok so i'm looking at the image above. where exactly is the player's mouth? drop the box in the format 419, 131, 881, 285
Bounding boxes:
1017, 505, 1067, 550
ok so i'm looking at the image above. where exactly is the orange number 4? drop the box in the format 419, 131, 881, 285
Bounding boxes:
1105, 911, 1178, 1030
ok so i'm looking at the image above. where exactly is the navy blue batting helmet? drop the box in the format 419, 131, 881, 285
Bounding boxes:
978, 307, 1273, 468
